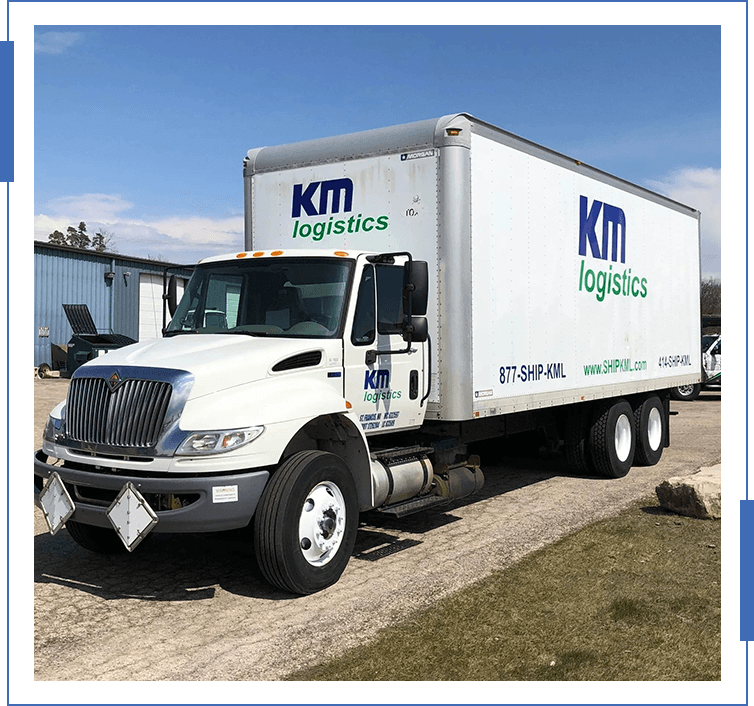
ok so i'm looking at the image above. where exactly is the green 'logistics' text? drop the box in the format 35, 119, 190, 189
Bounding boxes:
292, 214, 389, 241
579, 259, 647, 302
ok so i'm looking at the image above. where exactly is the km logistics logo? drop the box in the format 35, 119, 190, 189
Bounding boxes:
363, 369, 402, 403
291, 178, 389, 241
578, 195, 648, 302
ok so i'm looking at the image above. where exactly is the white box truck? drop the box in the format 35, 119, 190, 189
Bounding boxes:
35, 114, 702, 594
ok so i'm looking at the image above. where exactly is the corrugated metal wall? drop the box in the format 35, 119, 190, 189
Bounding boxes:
34, 242, 190, 368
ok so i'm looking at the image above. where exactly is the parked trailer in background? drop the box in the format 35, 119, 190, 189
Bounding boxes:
36, 114, 701, 594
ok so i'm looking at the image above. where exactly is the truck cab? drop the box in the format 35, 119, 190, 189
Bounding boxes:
35, 249, 479, 594
164, 250, 431, 434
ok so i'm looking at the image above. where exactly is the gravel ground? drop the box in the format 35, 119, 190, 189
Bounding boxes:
32, 378, 721, 681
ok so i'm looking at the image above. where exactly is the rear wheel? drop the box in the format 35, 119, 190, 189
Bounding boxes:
589, 399, 635, 478
633, 395, 665, 466
253, 450, 358, 595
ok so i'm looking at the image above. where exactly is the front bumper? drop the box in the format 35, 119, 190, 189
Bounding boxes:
34, 450, 269, 533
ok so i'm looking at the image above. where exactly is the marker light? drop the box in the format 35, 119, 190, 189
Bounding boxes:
236, 252, 248, 258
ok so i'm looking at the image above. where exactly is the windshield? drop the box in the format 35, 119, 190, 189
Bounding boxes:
166, 257, 353, 338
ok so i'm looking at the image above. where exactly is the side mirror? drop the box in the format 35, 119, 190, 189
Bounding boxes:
404, 260, 429, 317
167, 275, 178, 316
402, 316, 428, 344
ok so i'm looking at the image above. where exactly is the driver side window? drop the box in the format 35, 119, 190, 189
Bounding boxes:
351, 263, 408, 344
351, 266, 375, 345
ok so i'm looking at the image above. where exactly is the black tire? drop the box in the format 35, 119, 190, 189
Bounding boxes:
589, 399, 635, 478
633, 395, 665, 466
253, 450, 358, 595
66, 520, 126, 554
37, 364, 50, 379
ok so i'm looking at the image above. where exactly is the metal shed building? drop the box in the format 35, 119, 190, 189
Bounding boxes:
34, 241, 191, 370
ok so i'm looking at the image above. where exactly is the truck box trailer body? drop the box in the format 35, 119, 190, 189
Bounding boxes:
245, 114, 701, 422
35, 114, 702, 594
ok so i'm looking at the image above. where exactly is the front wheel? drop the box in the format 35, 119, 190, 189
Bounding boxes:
66, 520, 126, 554
253, 450, 358, 595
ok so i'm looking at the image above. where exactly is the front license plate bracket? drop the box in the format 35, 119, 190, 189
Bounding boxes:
106, 482, 158, 552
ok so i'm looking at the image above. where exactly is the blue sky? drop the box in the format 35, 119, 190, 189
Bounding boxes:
34, 24, 721, 274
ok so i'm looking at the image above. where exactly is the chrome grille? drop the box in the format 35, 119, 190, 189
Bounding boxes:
67, 377, 173, 448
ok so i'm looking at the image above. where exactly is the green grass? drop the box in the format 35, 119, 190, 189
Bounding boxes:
290, 498, 720, 681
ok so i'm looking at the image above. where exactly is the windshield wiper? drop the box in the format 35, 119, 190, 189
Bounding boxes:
226, 330, 269, 337
164, 329, 269, 337
163, 330, 199, 337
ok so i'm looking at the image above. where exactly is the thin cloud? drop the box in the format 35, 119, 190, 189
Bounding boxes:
35, 193, 243, 263
34, 31, 84, 55
645, 167, 721, 278
47, 193, 133, 221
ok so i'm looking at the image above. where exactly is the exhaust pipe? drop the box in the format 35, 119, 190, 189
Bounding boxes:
433, 456, 484, 501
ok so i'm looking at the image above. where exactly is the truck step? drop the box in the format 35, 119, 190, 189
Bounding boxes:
370, 445, 433, 463
376, 494, 448, 518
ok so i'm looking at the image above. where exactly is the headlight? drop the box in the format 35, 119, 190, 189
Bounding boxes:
176, 426, 264, 456
43, 416, 63, 443
43, 403, 66, 443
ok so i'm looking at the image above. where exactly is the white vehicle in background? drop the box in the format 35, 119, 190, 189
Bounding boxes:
672, 333, 721, 401
704, 334, 722, 386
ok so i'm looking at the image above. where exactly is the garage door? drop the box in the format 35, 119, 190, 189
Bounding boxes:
139, 274, 185, 341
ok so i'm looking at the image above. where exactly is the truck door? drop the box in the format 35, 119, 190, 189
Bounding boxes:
344, 261, 426, 434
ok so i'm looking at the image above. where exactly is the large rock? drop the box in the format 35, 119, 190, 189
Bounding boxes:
655, 464, 721, 519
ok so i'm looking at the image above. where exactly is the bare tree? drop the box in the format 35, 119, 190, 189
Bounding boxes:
91, 227, 117, 253
700, 277, 721, 318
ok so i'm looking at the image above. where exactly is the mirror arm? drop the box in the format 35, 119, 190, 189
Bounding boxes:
365, 342, 412, 366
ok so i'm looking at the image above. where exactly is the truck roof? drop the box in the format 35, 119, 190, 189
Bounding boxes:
244, 113, 699, 218
197, 248, 371, 264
